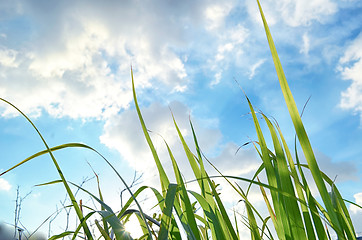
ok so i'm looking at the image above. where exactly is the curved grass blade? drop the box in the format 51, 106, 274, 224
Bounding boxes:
0, 98, 93, 239
131, 67, 169, 196
48, 231, 75, 240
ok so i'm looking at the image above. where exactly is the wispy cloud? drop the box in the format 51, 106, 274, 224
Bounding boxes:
299, 33, 310, 56
249, 59, 266, 79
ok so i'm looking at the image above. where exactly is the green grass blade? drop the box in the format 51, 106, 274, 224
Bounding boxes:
158, 183, 178, 240
0, 98, 93, 240
262, 114, 306, 239
131, 68, 170, 195
95, 219, 112, 240
190, 120, 238, 239
239, 188, 261, 240
275, 124, 316, 240
245, 96, 288, 240
255, 0, 342, 234
165, 140, 200, 239
48, 231, 75, 240
188, 190, 226, 239
67, 181, 133, 240
294, 144, 328, 239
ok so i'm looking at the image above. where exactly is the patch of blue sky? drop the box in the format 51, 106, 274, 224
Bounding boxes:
0, 16, 35, 47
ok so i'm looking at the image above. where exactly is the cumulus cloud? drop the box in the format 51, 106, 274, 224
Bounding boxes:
338, 33, 362, 121
0, 0, 240, 119
0, 178, 11, 191
100, 101, 223, 185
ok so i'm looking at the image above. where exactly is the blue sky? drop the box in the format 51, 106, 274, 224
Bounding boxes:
0, 0, 362, 238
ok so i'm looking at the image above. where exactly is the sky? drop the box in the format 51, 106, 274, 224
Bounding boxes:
0, 0, 362, 238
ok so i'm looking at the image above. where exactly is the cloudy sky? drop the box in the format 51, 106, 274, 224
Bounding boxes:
0, 0, 362, 238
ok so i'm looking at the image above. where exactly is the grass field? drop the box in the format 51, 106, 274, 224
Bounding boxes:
1, 0, 361, 239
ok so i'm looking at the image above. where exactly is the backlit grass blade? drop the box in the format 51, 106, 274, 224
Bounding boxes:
244, 96, 288, 240
258, 178, 278, 237
68, 181, 133, 240
131, 67, 170, 195
203, 156, 276, 239
298, 162, 358, 238
238, 187, 261, 240
165, 140, 200, 239
0, 98, 93, 240
275, 123, 316, 240
188, 190, 226, 239
172, 115, 228, 239
256, 0, 342, 235
95, 219, 112, 240
190, 120, 238, 239
0, 143, 100, 176
158, 183, 178, 240
190, 120, 208, 196
294, 143, 328, 239
48, 231, 75, 240
262, 113, 306, 239
91, 166, 110, 237
171, 114, 208, 198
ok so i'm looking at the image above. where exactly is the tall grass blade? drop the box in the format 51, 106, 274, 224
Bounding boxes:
165, 140, 200, 239
158, 183, 178, 240
190, 120, 238, 240
261, 114, 306, 239
255, 0, 343, 235
131, 67, 170, 195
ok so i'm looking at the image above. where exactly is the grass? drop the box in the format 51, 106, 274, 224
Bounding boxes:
1, 0, 361, 239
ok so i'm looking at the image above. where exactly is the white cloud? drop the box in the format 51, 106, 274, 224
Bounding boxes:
0, 48, 19, 68
300, 33, 310, 56
338, 33, 362, 121
100, 101, 223, 185
1, 0, 234, 119
246, 0, 337, 27
0, 178, 11, 191
350, 192, 362, 237
249, 59, 266, 79
204, 2, 234, 30
278, 0, 338, 27
210, 24, 249, 86
350, 192, 362, 214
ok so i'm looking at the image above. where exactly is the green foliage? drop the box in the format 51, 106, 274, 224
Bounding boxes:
1, 0, 361, 239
